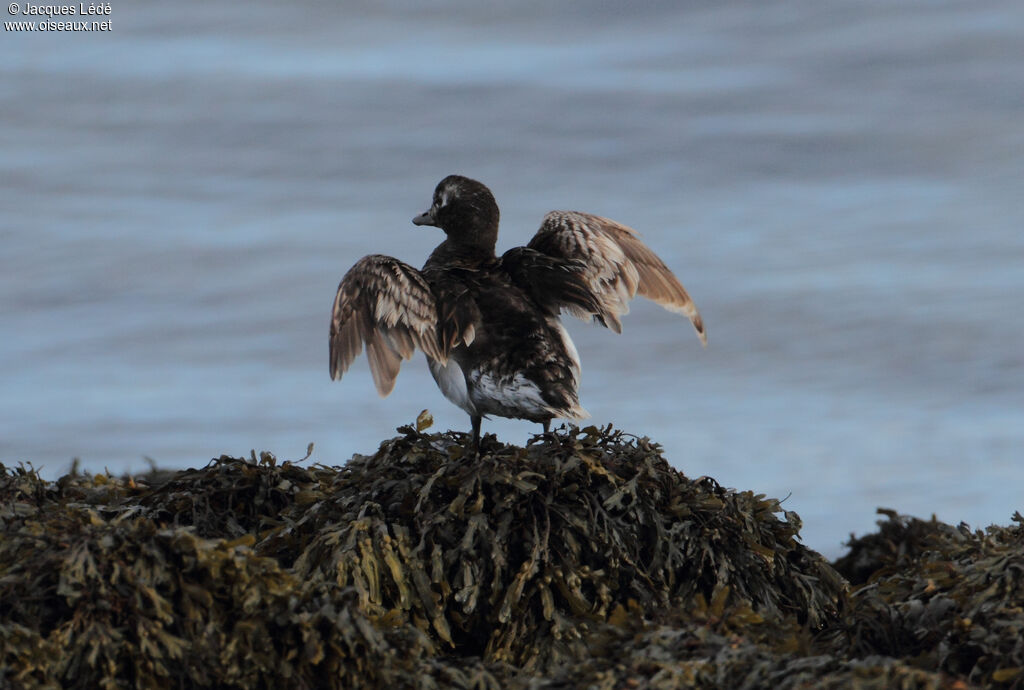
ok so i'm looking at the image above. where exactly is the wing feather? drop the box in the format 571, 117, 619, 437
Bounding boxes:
329, 254, 445, 396
500, 247, 605, 321
528, 211, 706, 345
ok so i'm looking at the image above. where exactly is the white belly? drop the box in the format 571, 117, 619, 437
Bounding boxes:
427, 356, 478, 416
467, 371, 554, 419
426, 318, 586, 422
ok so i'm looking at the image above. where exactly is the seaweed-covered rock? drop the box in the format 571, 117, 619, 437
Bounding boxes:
274, 424, 843, 669
828, 510, 1024, 689
833, 508, 958, 585
2, 424, 1017, 688
0, 505, 431, 688
137, 447, 329, 539
538, 606, 961, 690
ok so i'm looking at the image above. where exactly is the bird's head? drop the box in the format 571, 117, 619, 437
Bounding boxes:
413, 175, 500, 249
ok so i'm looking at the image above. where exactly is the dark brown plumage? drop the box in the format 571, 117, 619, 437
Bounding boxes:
329, 175, 706, 446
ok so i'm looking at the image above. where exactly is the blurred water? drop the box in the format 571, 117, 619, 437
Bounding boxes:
2, 0, 1022, 558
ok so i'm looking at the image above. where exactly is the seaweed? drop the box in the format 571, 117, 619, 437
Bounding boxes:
0, 504, 431, 688
0, 423, 1017, 688
826, 510, 1024, 688
272, 424, 842, 671
833, 508, 958, 586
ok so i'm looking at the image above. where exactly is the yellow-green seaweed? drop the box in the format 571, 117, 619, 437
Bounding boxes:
2, 425, 1017, 689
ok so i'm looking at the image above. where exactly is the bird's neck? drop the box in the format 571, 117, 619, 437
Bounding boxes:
425, 238, 496, 271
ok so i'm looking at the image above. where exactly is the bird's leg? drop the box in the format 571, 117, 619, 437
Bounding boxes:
470, 414, 482, 452
541, 418, 558, 442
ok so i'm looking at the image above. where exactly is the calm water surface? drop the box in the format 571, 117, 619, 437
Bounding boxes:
2, 0, 1022, 557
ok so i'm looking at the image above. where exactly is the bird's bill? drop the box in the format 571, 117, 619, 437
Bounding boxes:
412, 209, 436, 226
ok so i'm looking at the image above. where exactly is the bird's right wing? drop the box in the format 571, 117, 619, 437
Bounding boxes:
329, 255, 446, 396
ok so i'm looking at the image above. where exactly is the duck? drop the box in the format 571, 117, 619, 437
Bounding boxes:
329, 175, 706, 447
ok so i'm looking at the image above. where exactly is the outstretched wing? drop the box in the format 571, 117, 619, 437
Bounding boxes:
527, 211, 706, 344
329, 255, 446, 396
500, 247, 604, 319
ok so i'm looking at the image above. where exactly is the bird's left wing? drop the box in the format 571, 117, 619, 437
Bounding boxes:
527, 211, 706, 345
500, 247, 604, 319
329, 254, 445, 396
